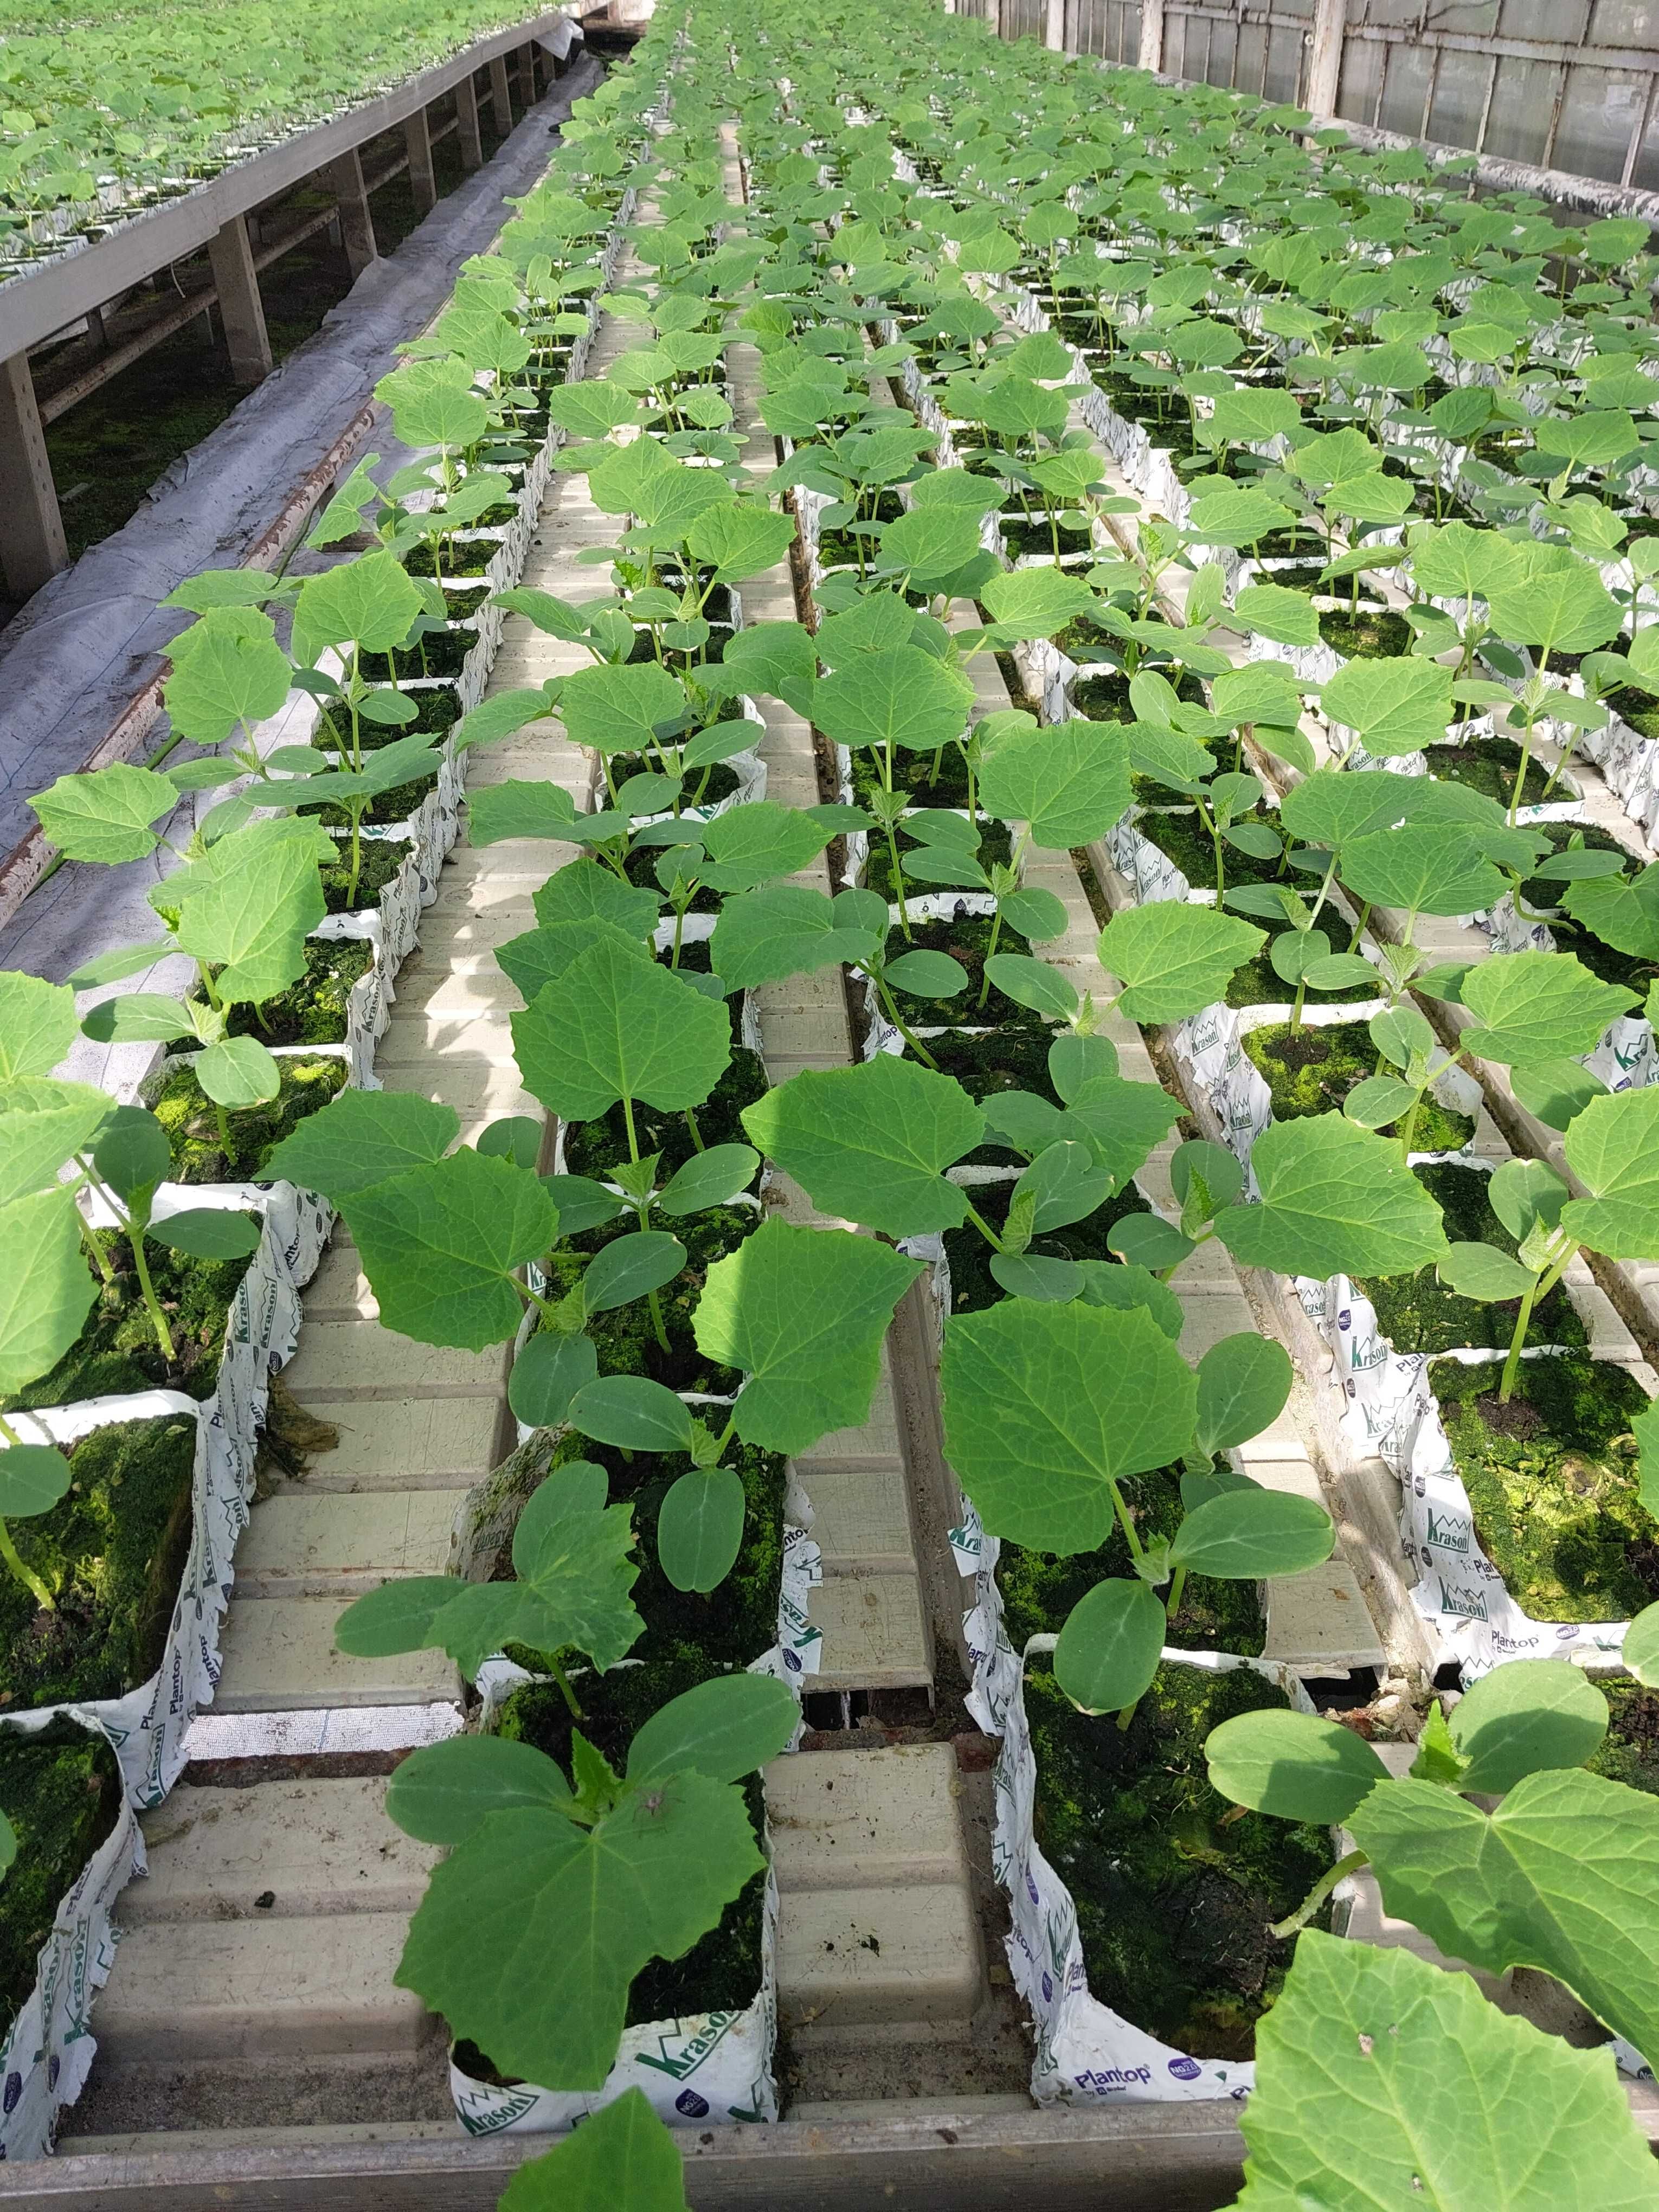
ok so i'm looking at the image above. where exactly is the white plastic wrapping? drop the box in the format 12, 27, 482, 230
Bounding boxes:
1303, 1279, 1654, 1679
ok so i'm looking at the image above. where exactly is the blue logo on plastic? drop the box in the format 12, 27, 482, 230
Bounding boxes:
675, 2089, 710, 2119
1167, 2056, 1203, 2081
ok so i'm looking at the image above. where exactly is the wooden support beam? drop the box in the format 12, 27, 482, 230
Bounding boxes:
1306, 0, 1348, 116
0, 350, 68, 599
454, 73, 485, 170
1138, 0, 1166, 71
490, 53, 513, 136
404, 106, 438, 216
323, 149, 378, 282
519, 42, 538, 104
1045, 0, 1064, 47
205, 213, 273, 386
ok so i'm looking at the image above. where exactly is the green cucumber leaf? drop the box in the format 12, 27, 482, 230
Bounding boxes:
711, 883, 883, 991
0, 973, 78, 1081
1459, 951, 1636, 1068
741, 1057, 982, 1237
396, 1768, 762, 2092
941, 1298, 1197, 1551
1098, 901, 1266, 1024
1560, 1088, 1659, 1259
978, 716, 1130, 848
1214, 1115, 1449, 1279
0, 1078, 113, 1206
512, 935, 732, 1123
1350, 1767, 1659, 2068
344, 1150, 557, 1349
694, 1216, 923, 1454
262, 1090, 460, 1201
1236, 1929, 1659, 2211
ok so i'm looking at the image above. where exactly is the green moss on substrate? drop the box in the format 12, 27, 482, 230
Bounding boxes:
496, 1432, 786, 2025
319, 686, 459, 744
1423, 734, 1554, 809
1243, 1021, 1475, 1152
605, 749, 742, 812
1358, 1164, 1584, 1358
370, 627, 478, 683
1430, 1354, 1659, 1624
0, 1722, 121, 2036
997, 1478, 1265, 1659
899, 1028, 1059, 1164
884, 912, 1037, 1029
1589, 1681, 1659, 1795
535, 1204, 759, 1396
562, 1047, 768, 1184
861, 815, 1014, 903
209, 940, 372, 1049
0, 1413, 197, 1711
151, 1053, 348, 1184
1025, 1657, 1334, 2059
849, 745, 973, 811
1319, 606, 1411, 659
1133, 808, 1284, 897
941, 1174, 1150, 1315
320, 835, 411, 914
1605, 686, 1659, 744
3, 1223, 255, 1412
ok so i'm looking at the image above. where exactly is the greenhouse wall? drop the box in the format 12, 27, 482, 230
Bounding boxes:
979, 0, 1659, 193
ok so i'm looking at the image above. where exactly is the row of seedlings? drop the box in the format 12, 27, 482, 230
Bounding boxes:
0, 1, 572, 278
210, 7, 929, 2155
692, 5, 1659, 2197
935, 56, 1659, 1689
0, 51, 664, 2159
730, 25, 1365, 2111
